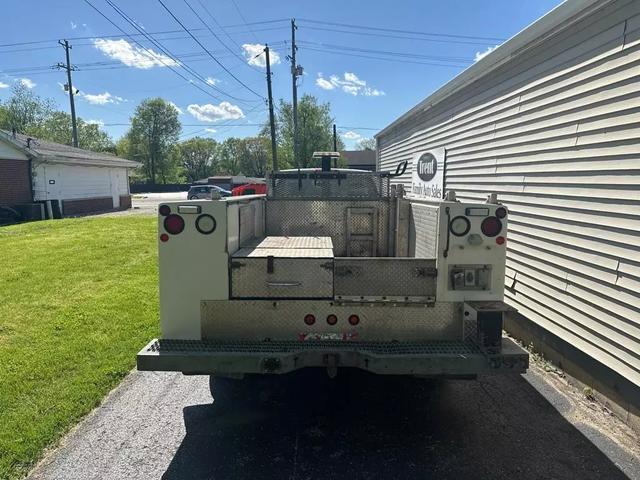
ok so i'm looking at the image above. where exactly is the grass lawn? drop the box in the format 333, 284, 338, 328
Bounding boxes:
0, 216, 159, 479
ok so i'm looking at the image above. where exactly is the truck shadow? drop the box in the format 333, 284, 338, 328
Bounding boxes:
162, 369, 628, 480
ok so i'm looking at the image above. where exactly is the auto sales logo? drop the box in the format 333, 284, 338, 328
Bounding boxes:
416, 152, 437, 182
410, 148, 445, 200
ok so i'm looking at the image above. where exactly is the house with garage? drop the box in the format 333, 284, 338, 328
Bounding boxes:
376, 0, 640, 426
0, 130, 139, 220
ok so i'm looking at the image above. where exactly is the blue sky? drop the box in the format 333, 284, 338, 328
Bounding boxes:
0, 0, 563, 147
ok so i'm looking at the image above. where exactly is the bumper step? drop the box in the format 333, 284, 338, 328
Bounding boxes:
137, 338, 528, 376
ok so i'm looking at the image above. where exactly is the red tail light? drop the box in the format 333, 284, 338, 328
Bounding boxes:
164, 214, 185, 235
348, 314, 360, 326
496, 236, 506, 245
160, 233, 169, 242
481, 216, 502, 237
159, 204, 171, 216
304, 314, 316, 326
327, 314, 338, 325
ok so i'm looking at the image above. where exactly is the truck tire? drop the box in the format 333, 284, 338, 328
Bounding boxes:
209, 375, 246, 406
209, 375, 280, 407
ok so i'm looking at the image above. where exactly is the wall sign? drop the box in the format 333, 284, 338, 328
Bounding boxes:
410, 147, 445, 200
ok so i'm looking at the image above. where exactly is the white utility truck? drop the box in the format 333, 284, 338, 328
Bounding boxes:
137, 153, 528, 393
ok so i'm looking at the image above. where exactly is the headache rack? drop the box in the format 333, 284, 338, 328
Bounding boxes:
268, 170, 393, 199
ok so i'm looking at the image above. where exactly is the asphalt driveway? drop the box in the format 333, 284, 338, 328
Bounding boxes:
27, 363, 640, 480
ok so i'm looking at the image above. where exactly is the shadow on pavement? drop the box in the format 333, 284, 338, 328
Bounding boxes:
162, 369, 628, 480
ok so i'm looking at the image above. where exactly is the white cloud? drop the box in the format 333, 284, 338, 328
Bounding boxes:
80, 91, 125, 105
0, 82, 9, 89
168, 101, 183, 114
242, 43, 280, 68
205, 77, 220, 86
363, 87, 384, 97
85, 119, 104, 127
205, 128, 217, 134
342, 131, 362, 140
316, 75, 335, 90
187, 102, 244, 122
315, 72, 384, 97
70, 21, 77, 30
342, 85, 359, 96
18, 78, 36, 89
474, 45, 499, 62
93, 38, 178, 69
344, 72, 366, 86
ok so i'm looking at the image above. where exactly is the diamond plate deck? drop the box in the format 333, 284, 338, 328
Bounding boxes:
243, 236, 334, 249
145, 339, 481, 355
233, 248, 334, 258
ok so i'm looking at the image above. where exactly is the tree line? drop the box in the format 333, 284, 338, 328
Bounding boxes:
0, 84, 377, 185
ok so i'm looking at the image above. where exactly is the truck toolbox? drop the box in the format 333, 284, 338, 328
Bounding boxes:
230, 236, 334, 299
334, 257, 437, 302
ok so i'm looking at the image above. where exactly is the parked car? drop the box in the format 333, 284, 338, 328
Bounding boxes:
187, 185, 231, 200
231, 183, 267, 196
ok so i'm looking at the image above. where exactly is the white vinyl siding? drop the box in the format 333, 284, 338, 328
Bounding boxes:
33, 163, 129, 201
378, 1, 640, 388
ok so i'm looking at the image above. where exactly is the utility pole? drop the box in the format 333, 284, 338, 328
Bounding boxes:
265, 45, 278, 172
333, 124, 337, 151
289, 19, 300, 166
56, 40, 79, 147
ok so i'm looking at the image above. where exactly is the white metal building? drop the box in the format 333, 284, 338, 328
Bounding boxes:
0, 130, 139, 215
377, 0, 640, 413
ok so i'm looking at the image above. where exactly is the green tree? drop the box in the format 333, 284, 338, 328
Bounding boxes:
0, 83, 54, 134
356, 138, 376, 151
30, 111, 114, 152
124, 98, 181, 184
269, 95, 344, 168
173, 137, 218, 182
240, 136, 271, 177
0, 84, 114, 153
218, 137, 243, 175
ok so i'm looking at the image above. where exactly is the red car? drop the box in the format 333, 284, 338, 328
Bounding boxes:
231, 183, 266, 196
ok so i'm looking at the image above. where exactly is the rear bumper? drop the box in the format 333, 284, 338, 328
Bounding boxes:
137, 337, 529, 376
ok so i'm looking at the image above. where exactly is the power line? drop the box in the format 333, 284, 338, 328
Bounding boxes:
299, 46, 468, 68
82, 0, 232, 104
230, 0, 259, 43
1, 42, 289, 77
189, 0, 259, 72
102, 123, 267, 127
336, 126, 381, 131
299, 25, 501, 47
298, 18, 505, 42
298, 40, 472, 63
105, 0, 257, 104
0, 19, 289, 48
156, 0, 264, 99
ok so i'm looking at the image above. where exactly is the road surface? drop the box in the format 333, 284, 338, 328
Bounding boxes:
27, 362, 640, 480
132, 192, 187, 215
96, 192, 187, 217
